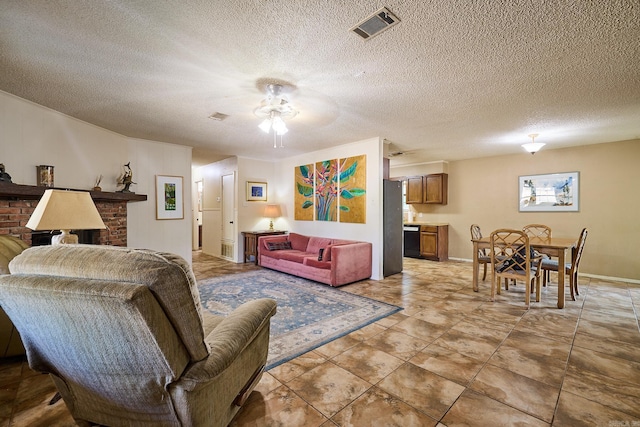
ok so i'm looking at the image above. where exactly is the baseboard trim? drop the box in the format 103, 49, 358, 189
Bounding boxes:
450, 257, 640, 285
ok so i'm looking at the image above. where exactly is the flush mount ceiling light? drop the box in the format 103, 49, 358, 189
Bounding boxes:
351, 7, 400, 40
522, 133, 545, 154
254, 84, 298, 148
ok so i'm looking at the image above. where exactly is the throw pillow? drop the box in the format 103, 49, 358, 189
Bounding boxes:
263, 237, 286, 251
496, 245, 536, 272
267, 241, 292, 251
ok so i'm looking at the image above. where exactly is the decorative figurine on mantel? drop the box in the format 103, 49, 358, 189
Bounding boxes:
0, 164, 12, 183
93, 175, 102, 191
116, 162, 136, 193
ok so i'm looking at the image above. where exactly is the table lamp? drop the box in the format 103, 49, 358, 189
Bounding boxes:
263, 204, 281, 231
26, 189, 106, 245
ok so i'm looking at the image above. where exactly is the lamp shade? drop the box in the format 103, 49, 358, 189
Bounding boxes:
263, 204, 282, 218
26, 189, 106, 231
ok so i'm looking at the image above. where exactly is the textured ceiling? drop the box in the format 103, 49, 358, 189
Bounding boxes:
2, 1, 639, 166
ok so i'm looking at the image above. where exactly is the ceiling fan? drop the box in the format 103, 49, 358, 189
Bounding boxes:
384, 140, 421, 158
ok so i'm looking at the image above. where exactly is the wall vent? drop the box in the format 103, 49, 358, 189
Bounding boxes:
221, 241, 234, 259
351, 7, 400, 40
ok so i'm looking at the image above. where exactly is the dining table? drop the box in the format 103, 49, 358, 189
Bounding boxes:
471, 235, 578, 309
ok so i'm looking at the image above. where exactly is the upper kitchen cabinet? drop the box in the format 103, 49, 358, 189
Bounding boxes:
405, 174, 448, 205
405, 176, 424, 204
424, 173, 448, 204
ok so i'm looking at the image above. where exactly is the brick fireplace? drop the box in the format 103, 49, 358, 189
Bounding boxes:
0, 199, 128, 246
0, 183, 147, 246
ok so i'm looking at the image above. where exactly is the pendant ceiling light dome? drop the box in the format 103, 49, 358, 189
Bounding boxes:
522, 133, 545, 154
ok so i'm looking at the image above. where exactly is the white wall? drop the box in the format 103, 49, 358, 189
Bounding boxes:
236, 157, 281, 260
0, 91, 194, 263
126, 138, 193, 263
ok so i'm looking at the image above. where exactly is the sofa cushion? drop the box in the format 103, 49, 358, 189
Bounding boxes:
331, 239, 354, 245
303, 257, 331, 270
288, 233, 310, 251
266, 241, 292, 251
307, 237, 333, 255
265, 250, 310, 263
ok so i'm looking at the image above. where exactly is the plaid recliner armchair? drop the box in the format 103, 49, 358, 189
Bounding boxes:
0, 244, 276, 427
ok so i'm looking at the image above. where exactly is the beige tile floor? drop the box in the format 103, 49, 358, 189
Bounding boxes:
1, 252, 639, 426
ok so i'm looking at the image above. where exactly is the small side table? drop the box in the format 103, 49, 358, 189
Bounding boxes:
242, 230, 287, 264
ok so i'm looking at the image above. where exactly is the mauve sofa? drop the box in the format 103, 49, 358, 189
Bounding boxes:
258, 232, 372, 287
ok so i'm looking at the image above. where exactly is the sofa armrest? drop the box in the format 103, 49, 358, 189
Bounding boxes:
179, 298, 277, 389
331, 242, 372, 285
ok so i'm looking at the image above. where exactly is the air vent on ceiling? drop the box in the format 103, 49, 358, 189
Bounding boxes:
351, 7, 400, 40
208, 112, 229, 121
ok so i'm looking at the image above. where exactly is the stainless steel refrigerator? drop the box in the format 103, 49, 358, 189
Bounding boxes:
383, 179, 403, 276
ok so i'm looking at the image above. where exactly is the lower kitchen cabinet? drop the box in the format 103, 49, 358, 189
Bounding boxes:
420, 224, 448, 261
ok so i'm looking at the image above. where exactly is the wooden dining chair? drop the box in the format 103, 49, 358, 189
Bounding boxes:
470, 224, 491, 281
522, 224, 552, 240
542, 228, 588, 301
523, 224, 552, 283
490, 229, 543, 309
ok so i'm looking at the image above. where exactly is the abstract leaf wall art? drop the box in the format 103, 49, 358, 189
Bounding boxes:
339, 155, 366, 223
315, 159, 338, 221
294, 164, 314, 220
294, 155, 367, 223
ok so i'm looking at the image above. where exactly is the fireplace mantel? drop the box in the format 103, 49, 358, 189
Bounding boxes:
0, 182, 147, 202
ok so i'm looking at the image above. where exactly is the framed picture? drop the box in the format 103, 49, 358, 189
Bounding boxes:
246, 181, 267, 201
519, 172, 579, 212
156, 175, 184, 219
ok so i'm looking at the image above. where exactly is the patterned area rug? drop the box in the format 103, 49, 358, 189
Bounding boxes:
198, 269, 402, 370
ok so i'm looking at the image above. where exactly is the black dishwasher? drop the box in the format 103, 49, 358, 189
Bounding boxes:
403, 225, 421, 258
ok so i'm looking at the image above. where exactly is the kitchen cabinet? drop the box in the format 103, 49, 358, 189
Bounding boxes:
419, 224, 448, 261
405, 174, 448, 205
405, 176, 424, 204
424, 173, 448, 204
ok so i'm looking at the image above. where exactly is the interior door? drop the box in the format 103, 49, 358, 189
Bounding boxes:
221, 173, 235, 248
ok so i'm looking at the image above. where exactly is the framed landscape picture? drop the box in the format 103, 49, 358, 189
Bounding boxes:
519, 172, 579, 212
156, 175, 184, 219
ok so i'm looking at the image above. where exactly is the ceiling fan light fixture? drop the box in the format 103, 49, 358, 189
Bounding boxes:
254, 83, 297, 147
522, 133, 545, 154
271, 116, 286, 134
259, 118, 272, 133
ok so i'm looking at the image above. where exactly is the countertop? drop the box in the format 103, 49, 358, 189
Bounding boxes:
404, 222, 449, 226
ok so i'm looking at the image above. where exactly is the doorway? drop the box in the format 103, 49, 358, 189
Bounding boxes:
196, 180, 203, 248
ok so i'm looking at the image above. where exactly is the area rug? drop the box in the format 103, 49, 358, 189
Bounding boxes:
198, 270, 402, 370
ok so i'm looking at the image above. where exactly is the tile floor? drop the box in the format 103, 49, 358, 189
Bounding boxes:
1, 252, 639, 426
